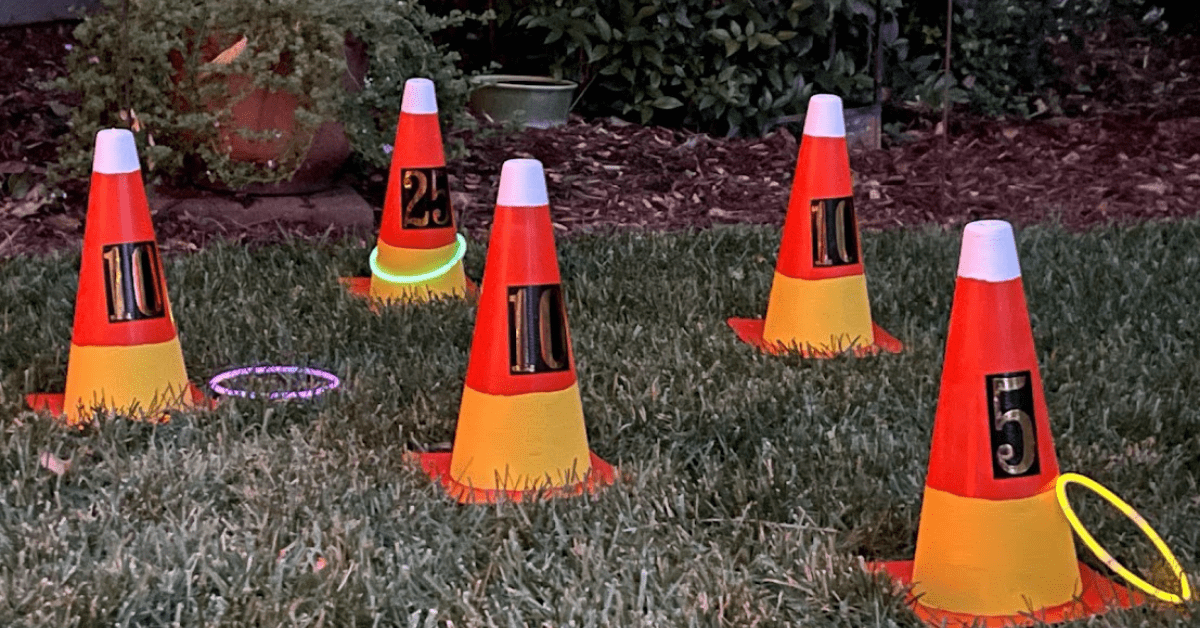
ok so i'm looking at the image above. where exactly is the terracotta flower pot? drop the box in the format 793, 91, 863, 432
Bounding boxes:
173, 33, 366, 195
212, 73, 353, 195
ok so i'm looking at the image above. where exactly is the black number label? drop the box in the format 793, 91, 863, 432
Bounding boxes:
401, 168, 453, 229
102, 241, 166, 323
507, 284, 570, 375
987, 371, 1040, 478
810, 196, 859, 267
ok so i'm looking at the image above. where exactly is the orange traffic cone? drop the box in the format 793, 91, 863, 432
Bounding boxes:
727, 94, 901, 357
872, 220, 1141, 626
417, 159, 615, 503
342, 78, 474, 302
27, 129, 210, 426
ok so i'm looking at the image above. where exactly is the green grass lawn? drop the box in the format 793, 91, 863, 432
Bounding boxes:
0, 223, 1197, 626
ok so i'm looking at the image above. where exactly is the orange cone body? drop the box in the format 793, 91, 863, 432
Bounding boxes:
343, 78, 471, 302
727, 94, 900, 357
418, 159, 614, 503
873, 220, 1140, 626
27, 129, 207, 425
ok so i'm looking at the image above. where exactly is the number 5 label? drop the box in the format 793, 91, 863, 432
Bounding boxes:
986, 371, 1040, 478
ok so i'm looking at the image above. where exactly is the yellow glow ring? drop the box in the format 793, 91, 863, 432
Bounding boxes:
1055, 472, 1191, 604
369, 234, 467, 284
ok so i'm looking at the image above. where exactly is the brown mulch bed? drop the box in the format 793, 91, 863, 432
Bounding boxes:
2, 21, 1199, 258
448, 111, 1200, 236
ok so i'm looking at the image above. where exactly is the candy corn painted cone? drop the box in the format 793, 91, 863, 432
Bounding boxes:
27, 129, 210, 426
727, 94, 900, 357
871, 221, 1141, 626
341, 78, 475, 303
417, 159, 614, 503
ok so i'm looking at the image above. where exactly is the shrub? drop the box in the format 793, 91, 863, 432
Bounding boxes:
885, 0, 1169, 117
52, 0, 487, 189
498, 0, 1169, 132
511, 0, 897, 136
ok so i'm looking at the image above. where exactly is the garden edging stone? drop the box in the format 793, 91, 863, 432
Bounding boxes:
149, 186, 373, 232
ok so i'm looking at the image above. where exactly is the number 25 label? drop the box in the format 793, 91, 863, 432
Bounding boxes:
400, 168, 453, 229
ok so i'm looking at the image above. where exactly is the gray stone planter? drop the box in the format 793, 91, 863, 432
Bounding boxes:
468, 75, 577, 129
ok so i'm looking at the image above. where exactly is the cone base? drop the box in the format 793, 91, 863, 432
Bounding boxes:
870, 560, 1143, 627
26, 382, 215, 427
414, 450, 615, 504
340, 275, 478, 306
910, 484, 1083, 613
727, 317, 902, 357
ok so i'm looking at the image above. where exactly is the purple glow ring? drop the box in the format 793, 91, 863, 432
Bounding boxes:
208, 365, 340, 400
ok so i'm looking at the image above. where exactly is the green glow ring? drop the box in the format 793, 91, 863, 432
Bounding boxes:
369, 234, 467, 284
1056, 473, 1191, 604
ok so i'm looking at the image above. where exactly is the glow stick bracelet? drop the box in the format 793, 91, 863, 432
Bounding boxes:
370, 234, 466, 284
208, 365, 340, 400
1056, 472, 1191, 604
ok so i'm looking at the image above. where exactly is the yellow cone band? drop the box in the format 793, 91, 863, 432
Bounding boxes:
370, 238, 467, 302
761, 271, 874, 352
911, 484, 1082, 616
62, 336, 195, 425
449, 382, 593, 492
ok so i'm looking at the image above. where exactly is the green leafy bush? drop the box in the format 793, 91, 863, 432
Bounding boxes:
512, 0, 897, 136
52, 0, 487, 189
495, 0, 1168, 132
885, 0, 1168, 117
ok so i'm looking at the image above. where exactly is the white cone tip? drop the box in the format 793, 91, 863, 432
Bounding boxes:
92, 129, 141, 175
802, 94, 846, 138
496, 159, 549, 207
957, 220, 1022, 282
401, 78, 439, 115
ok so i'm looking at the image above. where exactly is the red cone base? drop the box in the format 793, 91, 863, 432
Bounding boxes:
870, 560, 1144, 627
414, 450, 616, 504
339, 276, 479, 301
27, 382, 216, 424
726, 317, 902, 357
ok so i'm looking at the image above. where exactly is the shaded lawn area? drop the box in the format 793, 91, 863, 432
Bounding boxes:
0, 223, 1197, 625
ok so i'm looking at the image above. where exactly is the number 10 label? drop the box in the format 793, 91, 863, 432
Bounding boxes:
810, 196, 859, 267
507, 284, 570, 375
101, 241, 166, 323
